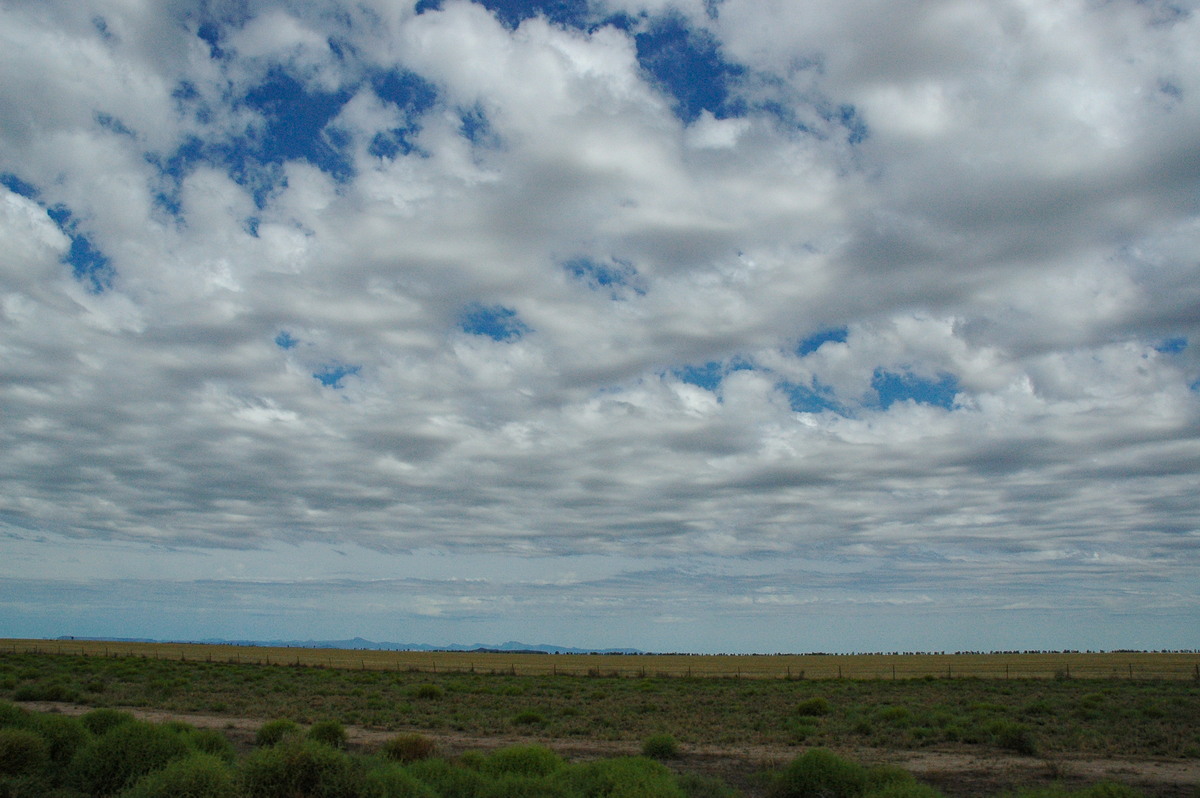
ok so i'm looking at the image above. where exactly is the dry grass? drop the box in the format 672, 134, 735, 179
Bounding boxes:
3, 639, 1197, 680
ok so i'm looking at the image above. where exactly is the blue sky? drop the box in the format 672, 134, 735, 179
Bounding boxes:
1, 0, 1198, 653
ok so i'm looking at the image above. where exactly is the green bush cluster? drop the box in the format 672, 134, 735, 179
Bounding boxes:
0, 701, 1153, 798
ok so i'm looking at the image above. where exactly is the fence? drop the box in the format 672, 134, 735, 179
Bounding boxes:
4, 639, 1198, 681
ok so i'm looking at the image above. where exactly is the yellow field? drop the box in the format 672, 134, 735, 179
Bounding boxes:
3, 638, 1197, 680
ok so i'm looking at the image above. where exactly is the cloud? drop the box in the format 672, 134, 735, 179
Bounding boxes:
0, 0, 1197, 651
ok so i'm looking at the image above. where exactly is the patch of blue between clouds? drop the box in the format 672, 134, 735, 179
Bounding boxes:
368, 71, 437, 159
459, 105, 499, 148
783, 378, 842, 414
460, 303, 530, 342
674, 358, 752, 392
313, 363, 361, 389
563, 257, 644, 298
872, 369, 960, 410
2, 173, 114, 293
159, 58, 437, 211
240, 67, 356, 183
274, 331, 299, 350
417, 0, 590, 29
797, 326, 848, 356
95, 112, 135, 138
634, 13, 744, 124
1154, 337, 1187, 353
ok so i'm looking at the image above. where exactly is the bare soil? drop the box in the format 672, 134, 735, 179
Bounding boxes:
25, 702, 1200, 798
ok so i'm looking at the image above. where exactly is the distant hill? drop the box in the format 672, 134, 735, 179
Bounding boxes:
56, 635, 643, 655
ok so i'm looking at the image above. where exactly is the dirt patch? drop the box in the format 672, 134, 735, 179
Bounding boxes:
22, 702, 1200, 797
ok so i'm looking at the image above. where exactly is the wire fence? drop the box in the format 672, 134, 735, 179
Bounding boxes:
5, 639, 1199, 681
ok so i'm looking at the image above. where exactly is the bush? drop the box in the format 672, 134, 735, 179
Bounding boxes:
0, 729, 49, 777
33, 713, 91, 764
411, 684, 444, 700
866, 782, 944, 798
255, 719, 302, 747
181, 728, 236, 762
768, 749, 868, 798
69, 720, 191, 796
406, 758, 487, 798
796, 697, 832, 717
511, 710, 545, 726
119, 752, 237, 798
379, 734, 437, 763
361, 763, 437, 798
12, 680, 81, 703
641, 734, 680, 760
239, 738, 361, 798
306, 721, 348, 749
556, 756, 684, 798
989, 721, 1038, 755
478, 772, 569, 798
0, 702, 32, 730
80, 708, 136, 736
481, 745, 564, 777
678, 772, 740, 798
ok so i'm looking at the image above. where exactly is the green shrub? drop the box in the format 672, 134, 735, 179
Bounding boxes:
119, 752, 237, 798
254, 718, 302, 747
865, 765, 917, 792
12, 680, 81, 703
478, 772, 569, 798
641, 734, 680, 760
866, 782, 944, 798
360, 763, 437, 798
796, 697, 831, 717
768, 749, 868, 798
511, 710, 545, 726
80, 708, 136, 736
69, 720, 191, 796
0, 702, 32, 730
556, 756, 684, 798
481, 745, 564, 777
411, 684, 444, 700
988, 721, 1038, 755
379, 733, 437, 763
677, 772, 740, 798
406, 758, 487, 798
182, 728, 236, 762
0, 729, 49, 777
864, 766, 943, 798
33, 713, 91, 764
239, 738, 361, 798
306, 721, 348, 749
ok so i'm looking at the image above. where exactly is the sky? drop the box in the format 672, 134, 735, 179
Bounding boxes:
1, 0, 1198, 655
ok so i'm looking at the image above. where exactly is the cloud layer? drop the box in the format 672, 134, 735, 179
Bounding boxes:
1, 0, 1198, 652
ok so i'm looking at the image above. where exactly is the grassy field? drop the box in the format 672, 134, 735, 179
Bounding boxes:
5, 639, 1198, 681
2, 645, 1199, 761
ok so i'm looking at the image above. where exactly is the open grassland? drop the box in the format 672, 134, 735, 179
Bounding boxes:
5, 639, 1199, 680
3, 647, 1199, 761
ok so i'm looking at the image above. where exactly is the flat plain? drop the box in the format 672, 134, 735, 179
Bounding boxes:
2, 641, 1199, 797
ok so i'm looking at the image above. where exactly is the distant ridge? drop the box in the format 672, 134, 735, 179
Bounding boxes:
56, 635, 643, 656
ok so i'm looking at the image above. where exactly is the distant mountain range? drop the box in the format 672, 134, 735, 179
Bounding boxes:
56, 635, 643, 656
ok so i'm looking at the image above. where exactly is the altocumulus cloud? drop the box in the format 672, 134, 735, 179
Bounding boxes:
0, 0, 1198, 653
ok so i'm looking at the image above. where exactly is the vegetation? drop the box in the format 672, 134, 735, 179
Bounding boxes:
641, 734, 680, 760
5, 639, 1197, 680
0, 701, 1165, 798
2, 649, 1198, 762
